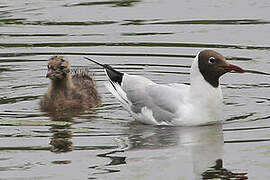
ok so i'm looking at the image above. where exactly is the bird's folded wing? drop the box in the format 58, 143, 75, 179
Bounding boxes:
147, 84, 187, 109
125, 82, 188, 123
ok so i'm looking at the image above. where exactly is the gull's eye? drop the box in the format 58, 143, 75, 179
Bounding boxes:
209, 57, 216, 64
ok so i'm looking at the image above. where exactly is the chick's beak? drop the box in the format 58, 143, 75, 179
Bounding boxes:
46, 69, 53, 78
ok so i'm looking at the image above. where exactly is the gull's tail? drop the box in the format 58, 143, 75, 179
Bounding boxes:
84, 57, 130, 107
84, 57, 123, 85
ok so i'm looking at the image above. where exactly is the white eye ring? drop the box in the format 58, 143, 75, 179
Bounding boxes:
209, 57, 216, 64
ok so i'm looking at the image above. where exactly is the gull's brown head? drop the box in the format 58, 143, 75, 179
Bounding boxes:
198, 50, 244, 88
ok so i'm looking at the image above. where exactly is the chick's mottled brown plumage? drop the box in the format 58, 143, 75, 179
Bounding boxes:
40, 56, 101, 112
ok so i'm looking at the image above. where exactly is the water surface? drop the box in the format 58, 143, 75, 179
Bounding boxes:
0, 0, 269, 179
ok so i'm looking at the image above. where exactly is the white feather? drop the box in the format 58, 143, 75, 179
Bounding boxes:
104, 81, 130, 110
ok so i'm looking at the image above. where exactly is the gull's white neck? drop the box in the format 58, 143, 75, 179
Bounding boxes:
188, 53, 223, 123
190, 54, 222, 96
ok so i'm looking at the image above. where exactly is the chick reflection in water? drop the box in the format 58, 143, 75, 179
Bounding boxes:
50, 123, 73, 153
116, 124, 247, 180
46, 113, 74, 153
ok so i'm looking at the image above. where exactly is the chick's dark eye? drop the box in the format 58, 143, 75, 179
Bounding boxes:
209, 57, 216, 64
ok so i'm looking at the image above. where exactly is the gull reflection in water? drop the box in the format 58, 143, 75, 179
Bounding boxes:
114, 123, 248, 180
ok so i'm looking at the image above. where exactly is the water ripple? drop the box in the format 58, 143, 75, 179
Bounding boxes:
0, 95, 40, 104
0, 33, 104, 37
225, 138, 270, 144
245, 69, 270, 75
0, 18, 117, 26
224, 126, 270, 131
0, 42, 268, 50
0, 52, 195, 58
0, 162, 32, 171
122, 19, 270, 25
0, 145, 117, 151
226, 83, 270, 89
226, 113, 256, 122
121, 32, 174, 36
64, 0, 140, 7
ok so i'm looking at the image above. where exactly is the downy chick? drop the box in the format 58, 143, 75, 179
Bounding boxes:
40, 56, 101, 113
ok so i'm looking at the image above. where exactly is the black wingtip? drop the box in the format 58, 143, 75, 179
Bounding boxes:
84, 56, 124, 85
105, 68, 123, 85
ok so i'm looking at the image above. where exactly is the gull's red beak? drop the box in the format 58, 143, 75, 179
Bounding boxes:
222, 64, 245, 73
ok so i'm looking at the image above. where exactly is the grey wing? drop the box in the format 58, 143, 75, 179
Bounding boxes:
146, 84, 188, 113
125, 81, 188, 123
121, 74, 155, 113
145, 84, 188, 123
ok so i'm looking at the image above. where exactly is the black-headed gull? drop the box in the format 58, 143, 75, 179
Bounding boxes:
85, 50, 244, 126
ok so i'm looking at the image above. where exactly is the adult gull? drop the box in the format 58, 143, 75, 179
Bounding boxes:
84, 50, 244, 126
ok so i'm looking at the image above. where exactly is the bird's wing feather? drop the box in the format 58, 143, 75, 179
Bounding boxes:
145, 84, 188, 113
119, 74, 188, 123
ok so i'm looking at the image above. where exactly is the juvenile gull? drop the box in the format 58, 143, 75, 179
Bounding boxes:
85, 50, 244, 126
40, 56, 101, 113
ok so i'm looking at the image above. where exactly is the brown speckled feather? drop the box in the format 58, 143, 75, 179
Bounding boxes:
72, 73, 101, 108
